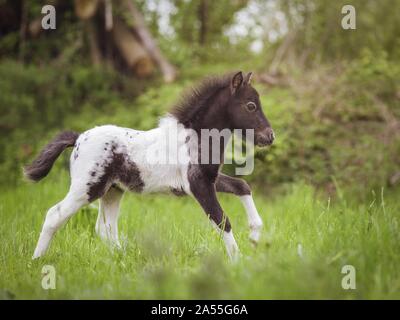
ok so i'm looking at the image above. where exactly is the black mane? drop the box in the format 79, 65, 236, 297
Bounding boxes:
170, 74, 232, 127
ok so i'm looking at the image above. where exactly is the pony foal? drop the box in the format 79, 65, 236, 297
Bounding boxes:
25, 71, 274, 261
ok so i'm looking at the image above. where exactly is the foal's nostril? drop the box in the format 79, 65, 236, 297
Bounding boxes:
256, 128, 275, 146
269, 131, 275, 142
265, 129, 275, 144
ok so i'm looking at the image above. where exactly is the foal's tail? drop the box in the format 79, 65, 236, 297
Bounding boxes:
24, 131, 80, 182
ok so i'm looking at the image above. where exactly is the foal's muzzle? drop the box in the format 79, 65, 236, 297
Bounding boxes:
255, 128, 275, 147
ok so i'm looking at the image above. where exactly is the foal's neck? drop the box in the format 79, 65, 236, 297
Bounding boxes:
191, 90, 233, 167
193, 88, 232, 132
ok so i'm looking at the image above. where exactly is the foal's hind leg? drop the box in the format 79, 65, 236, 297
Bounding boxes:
32, 188, 88, 259
95, 187, 124, 248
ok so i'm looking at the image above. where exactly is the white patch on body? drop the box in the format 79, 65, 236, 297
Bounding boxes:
69, 116, 192, 196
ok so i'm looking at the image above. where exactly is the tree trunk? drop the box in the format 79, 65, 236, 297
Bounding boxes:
269, 30, 297, 75
198, 0, 208, 45
119, 0, 177, 83
85, 19, 102, 66
104, 0, 113, 31
19, 0, 27, 62
74, 0, 99, 20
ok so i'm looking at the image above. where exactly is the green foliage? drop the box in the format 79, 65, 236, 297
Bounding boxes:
344, 49, 400, 109
251, 51, 400, 197
169, 0, 248, 46
0, 61, 144, 185
279, 0, 400, 63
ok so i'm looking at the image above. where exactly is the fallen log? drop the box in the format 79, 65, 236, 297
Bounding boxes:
112, 18, 154, 77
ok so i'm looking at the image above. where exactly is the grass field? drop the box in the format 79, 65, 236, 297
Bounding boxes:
1, 172, 400, 299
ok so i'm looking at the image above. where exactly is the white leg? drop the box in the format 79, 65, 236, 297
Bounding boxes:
33, 190, 87, 259
240, 194, 263, 244
95, 187, 123, 248
223, 230, 240, 262
211, 221, 240, 262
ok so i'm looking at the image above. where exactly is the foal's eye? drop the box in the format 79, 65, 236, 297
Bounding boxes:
245, 102, 257, 112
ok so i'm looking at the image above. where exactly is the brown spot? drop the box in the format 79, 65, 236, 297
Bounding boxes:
87, 143, 144, 202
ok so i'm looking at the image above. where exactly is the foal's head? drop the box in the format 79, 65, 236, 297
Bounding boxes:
226, 71, 274, 147
172, 71, 274, 147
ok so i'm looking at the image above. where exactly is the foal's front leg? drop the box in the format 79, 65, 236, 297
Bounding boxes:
216, 174, 263, 244
190, 177, 239, 261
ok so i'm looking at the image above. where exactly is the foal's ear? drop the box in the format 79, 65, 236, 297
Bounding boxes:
231, 71, 244, 94
245, 72, 253, 85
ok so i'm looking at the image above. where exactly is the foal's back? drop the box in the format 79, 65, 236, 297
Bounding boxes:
70, 119, 191, 198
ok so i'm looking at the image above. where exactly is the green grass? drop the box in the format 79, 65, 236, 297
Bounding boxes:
0, 172, 400, 299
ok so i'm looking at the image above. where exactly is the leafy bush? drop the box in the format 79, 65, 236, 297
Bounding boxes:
0, 61, 144, 185
250, 51, 400, 197
1, 55, 399, 199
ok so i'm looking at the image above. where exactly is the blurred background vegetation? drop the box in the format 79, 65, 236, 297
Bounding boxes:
0, 0, 399, 199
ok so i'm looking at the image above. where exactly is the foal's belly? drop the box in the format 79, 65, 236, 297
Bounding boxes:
126, 125, 192, 195
133, 163, 190, 195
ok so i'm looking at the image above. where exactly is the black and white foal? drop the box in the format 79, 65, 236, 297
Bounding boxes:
25, 71, 274, 261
